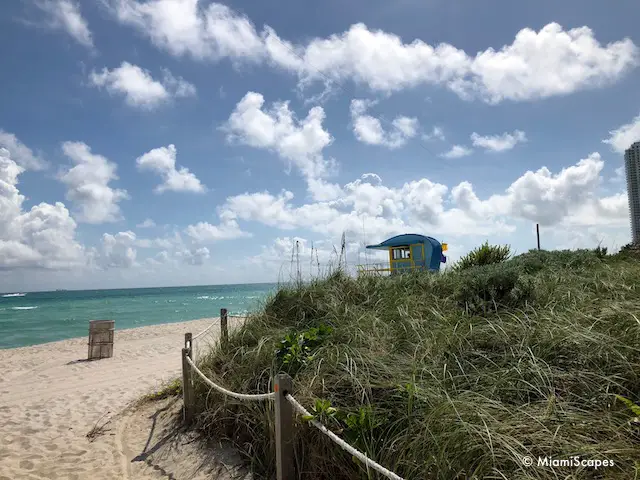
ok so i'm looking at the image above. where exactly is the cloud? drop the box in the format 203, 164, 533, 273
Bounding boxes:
223, 91, 334, 182
136, 144, 206, 193
184, 220, 250, 243
0, 148, 86, 270
471, 130, 527, 152
34, 0, 93, 48
603, 113, 640, 153
89, 62, 196, 109
349, 99, 418, 149
453, 152, 616, 227
176, 247, 210, 265
98, 231, 137, 268
59, 141, 129, 223
219, 152, 626, 245
441, 145, 473, 159
132, 230, 183, 250
0, 130, 47, 170
107, 1, 638, 103
423, 126, 445, 142
136, 218, 156, 228
109, 0, 265, 60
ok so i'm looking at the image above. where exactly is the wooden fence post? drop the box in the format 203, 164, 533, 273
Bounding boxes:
220, 308, 228, 348
275, 373, 294, 480
182, 333, 194, 424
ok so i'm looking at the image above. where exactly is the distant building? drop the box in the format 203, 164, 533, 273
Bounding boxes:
626, 142, 640, 244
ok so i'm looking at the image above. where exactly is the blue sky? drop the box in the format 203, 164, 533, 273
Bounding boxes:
1, 0, 640, 291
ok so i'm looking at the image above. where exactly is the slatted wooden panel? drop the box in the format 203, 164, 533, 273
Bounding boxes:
88, 320, 115, 360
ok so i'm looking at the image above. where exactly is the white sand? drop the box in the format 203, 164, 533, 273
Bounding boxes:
0, 317, 245, 480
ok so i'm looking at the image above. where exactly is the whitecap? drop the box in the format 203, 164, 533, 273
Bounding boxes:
2, 293, 26, 298
11, 306, 38, 310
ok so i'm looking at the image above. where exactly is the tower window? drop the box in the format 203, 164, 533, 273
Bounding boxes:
392, 247, 411, 260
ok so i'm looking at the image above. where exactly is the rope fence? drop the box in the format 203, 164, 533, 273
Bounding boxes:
185, 355, 276, 401
191, 308, 231, 362
285, 394, 404, 480
181, 308, 405, 480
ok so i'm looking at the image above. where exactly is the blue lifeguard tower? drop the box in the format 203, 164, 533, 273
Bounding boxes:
358, 234, 447, 275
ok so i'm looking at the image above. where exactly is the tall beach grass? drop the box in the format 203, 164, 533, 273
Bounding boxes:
190, 248, 640, 479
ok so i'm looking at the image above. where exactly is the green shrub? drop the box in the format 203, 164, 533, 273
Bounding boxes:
455, 262, 535, 313
510, 250, 547, 274
454, 241, 511, 271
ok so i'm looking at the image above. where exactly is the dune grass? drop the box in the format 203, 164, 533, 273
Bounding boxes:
191, 248, 640, 479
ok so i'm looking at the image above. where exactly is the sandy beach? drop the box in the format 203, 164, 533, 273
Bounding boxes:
0, 317, 245, 480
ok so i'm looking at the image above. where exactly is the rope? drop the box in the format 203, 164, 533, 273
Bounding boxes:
193, 319, 217, 340
285, 394, 404, 480
192, 318, 221, 361
185, 355, 276, 401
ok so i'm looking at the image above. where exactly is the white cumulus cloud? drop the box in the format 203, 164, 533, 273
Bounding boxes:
59, 141, 129, 223
98, 231, 137, 268
603, 113, 640, 153
218, 152, 626, 244
441, 145, 473, 159
223, 91, 334, 182
184, 220, 250, 243
0, 147, 86, 270
136, 144, 206, 194
471, 130, 527, 152
176, 247, 210, 266
0, 130, 47, 171
107, 1, 638, 103
89, 62, 196, 109
350, 99, 418, 149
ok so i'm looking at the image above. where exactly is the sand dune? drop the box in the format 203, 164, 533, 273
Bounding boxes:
0, 317, 245, 480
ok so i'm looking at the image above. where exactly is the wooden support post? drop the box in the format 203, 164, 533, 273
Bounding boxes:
182, 332, 194, 424
275, 373, 294, 480
220, 308, 228, 348
536, 223, 541, 251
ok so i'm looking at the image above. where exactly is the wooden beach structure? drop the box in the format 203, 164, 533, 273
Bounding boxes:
357, 233, 447, 275
87, 320, 115, 360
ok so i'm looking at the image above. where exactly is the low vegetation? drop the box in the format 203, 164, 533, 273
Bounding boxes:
141, 378, 182, 403
191, 247, 640, 479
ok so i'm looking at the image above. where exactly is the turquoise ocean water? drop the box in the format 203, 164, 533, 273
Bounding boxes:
0, 283, 277, 349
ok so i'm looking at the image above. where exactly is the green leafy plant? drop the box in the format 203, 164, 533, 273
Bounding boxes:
616, 395, 640, 416
275, 324, 333, 374
302, 398, 339, 425
342, 406, 385, 447
454, 241, 512, 271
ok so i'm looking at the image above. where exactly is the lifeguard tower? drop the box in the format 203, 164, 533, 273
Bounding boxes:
357, 234, 447, 275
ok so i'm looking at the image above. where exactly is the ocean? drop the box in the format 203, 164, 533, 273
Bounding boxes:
0, 283, 277, 349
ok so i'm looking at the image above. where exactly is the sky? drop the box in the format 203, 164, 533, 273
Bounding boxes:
1, 0, 640, 292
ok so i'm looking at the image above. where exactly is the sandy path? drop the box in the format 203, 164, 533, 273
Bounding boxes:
0, 317, 243, 480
